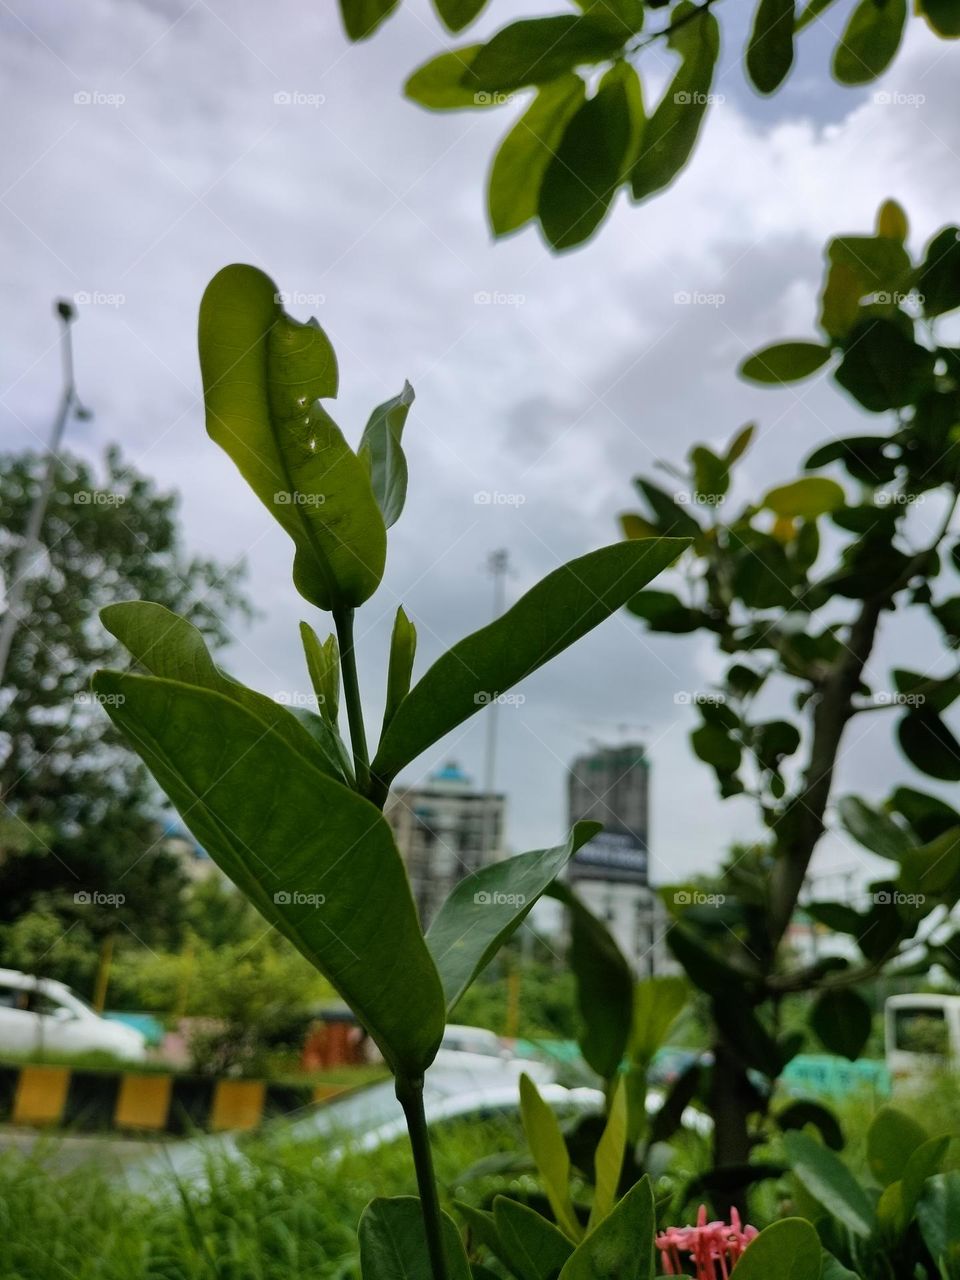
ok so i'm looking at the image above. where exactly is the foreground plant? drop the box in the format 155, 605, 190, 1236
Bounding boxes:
93, 265, 684, 1278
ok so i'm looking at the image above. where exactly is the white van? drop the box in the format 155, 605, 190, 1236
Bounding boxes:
885, 994, 960, 1078
0, 967, 147, 1062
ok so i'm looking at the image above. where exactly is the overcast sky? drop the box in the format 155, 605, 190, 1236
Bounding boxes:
3, 0, 960, 891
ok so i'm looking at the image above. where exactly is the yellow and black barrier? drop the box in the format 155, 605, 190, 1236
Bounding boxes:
0, 1062, 350, 1134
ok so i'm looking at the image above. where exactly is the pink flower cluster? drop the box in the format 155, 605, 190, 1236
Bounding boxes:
655, 1205, 759, 1278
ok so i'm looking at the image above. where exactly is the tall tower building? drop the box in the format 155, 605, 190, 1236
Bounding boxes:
566, 744, 671, 974
385, 762, 506, 926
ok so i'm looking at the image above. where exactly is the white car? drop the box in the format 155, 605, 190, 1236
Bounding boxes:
0, 967, 147, 1062
431, 1023, 555, 1083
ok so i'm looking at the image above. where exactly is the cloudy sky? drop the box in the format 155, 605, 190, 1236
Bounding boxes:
3, 0, 960, 891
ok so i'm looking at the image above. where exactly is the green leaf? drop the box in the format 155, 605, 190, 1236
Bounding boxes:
372, 539, 687, 785
198, 265, 386, 612
635, 479, 702, 539
867, 1106, 928, 1186
519, 1073, 581, 1242
725, 422, 755, 463
746, 0, 796, 94
589, 1078, 627, 1230
917, 1172, 960, 1262
359, 381, 414, 528
828, 233, 912, 296
92, 671, 445, 1077
339, 0, 399, 40
691, 722, 740, 773
764, 477, 844, 519
630, 976, 686, 1063
489, 76, 587, 237
626, 589, 699, 633
558, 1175, 655, 1280
837, 795, 914, 860
890, 786, 960, 843
359, 1197, 471, 1279
433, 0, 488, 33
690, 444, 729, 505
101, 601, 349, 784
805, 901, 864, 935
833, 0, 907, 85
796, 0, 842, 32
819, 261, 863, 340
494, 1197, 575, 1280
784, 1130, 875, 1236
740, 341, 831, 384
877, 198, 909, 241
898, 827, 960, 898
464, 16, 628, 94
920, 0, 960, 36
631, 1, 719, 201
834, 318, 936, 413
728, 1219, 821, 1280
300, 621, 341, 729
810, 988, 873, 1060
877, 1135, 950, 1237
548, 882, 634, 1080
538, 63, 637, 251
426, 822, 601, 1012
382, 606, 417, 738
899, 710, 960, 781
776, 1100, 845, 1150
405, 47, 497, 110
918, 226, 960, 318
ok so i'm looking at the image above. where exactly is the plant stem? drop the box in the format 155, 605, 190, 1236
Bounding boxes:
334, 606, 370, 794
396, 1075, 449, 1280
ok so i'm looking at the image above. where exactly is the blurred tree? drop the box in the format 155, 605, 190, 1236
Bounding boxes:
0, 446, 253, 972
338, 0, 959, 250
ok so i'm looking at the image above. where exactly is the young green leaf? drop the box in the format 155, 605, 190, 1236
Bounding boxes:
837, 795, 913, 860
784, 1130, 875, 1236
833, 0, 907, 85
630, 1, 719, 201
463, 16, 628, 94
488, 76, 586, 237
588, 1077, 627, 1231
558, 1175, 655, 1280
867, 1106, 929, 1186
920, 0, 960, 36
426, 822, 601, 1013
359, 381, 414, 527
372, 538, 687, 787
630, 976, 686, 1063
432, 0, 488, 33
538, 62, 638, 250
198, 264, 386, 612
92, 670, 446, 1078
382, 606, 417, 738
746, 0, 796, 95
101, 601, 349, 784
729, 1218, 821, 1280
740, 340, 831, 384
519, 1073, 582, 1241
763, 477, 844, 518
493, 1197, 575, 1280
300, 621, 341, 728
405, 46, 494, 110
339, 0, 400, 40
359, 1197, 471, 1279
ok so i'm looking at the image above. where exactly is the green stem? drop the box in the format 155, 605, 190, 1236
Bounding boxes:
396, 1075, 449, 1280
334, 607, 370, 794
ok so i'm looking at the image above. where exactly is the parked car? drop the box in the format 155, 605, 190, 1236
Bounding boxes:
432, 1023, 554, 1083
0, 967, 147, 1062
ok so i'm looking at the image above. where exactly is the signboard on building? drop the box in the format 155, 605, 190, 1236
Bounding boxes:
570, 829, 648, 884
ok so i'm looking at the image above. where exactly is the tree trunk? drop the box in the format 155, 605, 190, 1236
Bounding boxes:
710, 1039, 757, 1219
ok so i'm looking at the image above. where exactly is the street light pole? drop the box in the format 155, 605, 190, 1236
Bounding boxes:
0, 300, 88, 688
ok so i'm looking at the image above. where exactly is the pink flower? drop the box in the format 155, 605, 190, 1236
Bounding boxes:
655, 1205, 759, 1278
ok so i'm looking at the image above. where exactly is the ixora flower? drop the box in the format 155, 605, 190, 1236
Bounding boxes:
656, 1205, 759, 1278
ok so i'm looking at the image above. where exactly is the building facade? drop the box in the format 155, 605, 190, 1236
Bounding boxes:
385, 762, 506, 926
566, 743, 673, 975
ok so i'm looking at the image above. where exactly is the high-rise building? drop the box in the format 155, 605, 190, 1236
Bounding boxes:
385, 762, 506, 926
566, 743, 672, 975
